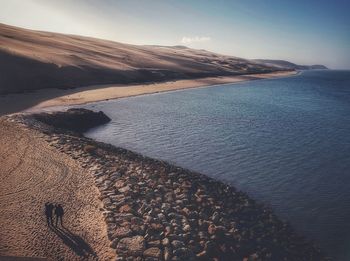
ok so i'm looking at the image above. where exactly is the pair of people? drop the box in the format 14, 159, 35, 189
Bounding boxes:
45, 203, 64, 227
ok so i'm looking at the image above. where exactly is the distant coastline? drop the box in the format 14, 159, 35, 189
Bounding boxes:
0, 70, 296, 116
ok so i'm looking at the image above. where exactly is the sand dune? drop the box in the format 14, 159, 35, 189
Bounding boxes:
0, 23, 281, 95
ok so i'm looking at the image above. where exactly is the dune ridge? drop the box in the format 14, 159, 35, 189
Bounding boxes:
0, 23, 284, 95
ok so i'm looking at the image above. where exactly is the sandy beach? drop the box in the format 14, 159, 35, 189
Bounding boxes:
0, 117, 115, 260
0, 71, 295, 116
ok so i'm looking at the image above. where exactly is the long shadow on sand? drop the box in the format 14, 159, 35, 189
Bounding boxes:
50, 225, 97, 258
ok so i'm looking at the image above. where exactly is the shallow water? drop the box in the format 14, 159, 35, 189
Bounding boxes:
83, 70, 350, 260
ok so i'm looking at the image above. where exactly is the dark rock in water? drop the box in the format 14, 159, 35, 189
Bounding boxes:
32, 108, 111, 132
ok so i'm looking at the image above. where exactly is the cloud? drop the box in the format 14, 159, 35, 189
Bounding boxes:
181, 36, 211, 44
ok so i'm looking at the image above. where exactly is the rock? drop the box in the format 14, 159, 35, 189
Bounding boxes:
162, 237, 170, 246
172, 247, 195, 260
211, 212, 220, 223
161, 203, 171, 211
196, 251, 207, 259
111, 226, 132, 240
148, 240, 161, 247
208, 224, 216, 235
131, 225, 145, 235
183, 224, 191, 233
157, 213, 166, 221
119, 204, 132, 213
214, 225, 226, 239
110, 238, 119, 249
32, 108, 111, 132
168, 234, 183, 241
143, 247, 161, 258
148, 223, 163, 234
117, 236, 145, 256
204, 241, 216, 257
119, 185, 131, 193
115, 180, 125, 188
131, 217, 144, 225
165, 226, 172, 236
171, 240, 185, 249
164, 247, 172, 261
249, 253, 259, 260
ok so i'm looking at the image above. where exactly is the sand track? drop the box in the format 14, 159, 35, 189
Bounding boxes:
0, 119, 115, 260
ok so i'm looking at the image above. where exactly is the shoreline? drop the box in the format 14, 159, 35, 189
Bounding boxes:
0, 71, 296, 116
0, 114, 115, 260
0, 110, 328, 260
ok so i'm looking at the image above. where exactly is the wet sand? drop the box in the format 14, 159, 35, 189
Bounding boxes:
0, 71, 296, 116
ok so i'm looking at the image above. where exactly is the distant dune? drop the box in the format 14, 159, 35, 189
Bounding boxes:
0, 23, 282, 95
254, 59, 328, 70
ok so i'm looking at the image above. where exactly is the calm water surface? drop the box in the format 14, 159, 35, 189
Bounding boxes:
83, 70, 350, 260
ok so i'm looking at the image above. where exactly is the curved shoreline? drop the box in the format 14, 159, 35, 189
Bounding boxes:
0, 71, 297, 116
0, 110, 328, 260
0, 115, 115, 260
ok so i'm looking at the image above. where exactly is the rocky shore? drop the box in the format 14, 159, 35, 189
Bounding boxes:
7, 109, 329, 260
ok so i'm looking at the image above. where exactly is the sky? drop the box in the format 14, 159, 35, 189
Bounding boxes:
0, 0, 349, 69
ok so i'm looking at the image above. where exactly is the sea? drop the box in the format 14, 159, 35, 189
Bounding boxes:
82, 70, 350, 260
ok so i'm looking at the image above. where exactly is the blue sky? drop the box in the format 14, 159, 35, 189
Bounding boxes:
0, 0, 349, 69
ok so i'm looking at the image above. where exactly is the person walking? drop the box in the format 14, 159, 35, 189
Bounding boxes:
55, 204, 64, 227
44, 202, 54, 226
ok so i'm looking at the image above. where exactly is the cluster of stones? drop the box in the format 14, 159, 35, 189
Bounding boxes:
9, 113, 329, 261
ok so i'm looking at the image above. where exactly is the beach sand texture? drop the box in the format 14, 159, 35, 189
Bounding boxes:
0, 118, 115, 260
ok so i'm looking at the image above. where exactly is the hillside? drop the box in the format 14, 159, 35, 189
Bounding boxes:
0, 23, 281, 95
254, 59, 328, 70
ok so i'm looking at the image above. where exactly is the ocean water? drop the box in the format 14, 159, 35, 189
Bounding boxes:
83, 70, 350, 260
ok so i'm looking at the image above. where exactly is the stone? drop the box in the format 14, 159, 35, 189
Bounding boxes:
117, 236, 145, 256
119, 204, 132, 213
164, 247, 172, 261
151, 223, 163, 231
196, 251, 207, 258
172, 247, 195, 260
162, 237, 170, 246
171, 240, 185, 249
183, 224, 191, 233
131, 225, 144, 235
208, 224, 216, 235
112, 226, 132, 239
143, 247, 161, 258
148, 240, 161, 247
204, 241, 216, 256
211, 212, 220, 223
115, 180, 125, 188
131, 217, 144, 225
110, 238, 119, 249
119, 185, 131, 193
